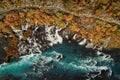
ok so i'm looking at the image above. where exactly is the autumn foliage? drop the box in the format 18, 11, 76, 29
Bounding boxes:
0, 0, 120, 62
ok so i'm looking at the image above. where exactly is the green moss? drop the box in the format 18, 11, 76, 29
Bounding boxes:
0, 2, 4, 8
64, 0, 74, 9
14, 26, 21, 30
56, 12, 63, 19
116, 29, 120, 36
99, 0, 109, 4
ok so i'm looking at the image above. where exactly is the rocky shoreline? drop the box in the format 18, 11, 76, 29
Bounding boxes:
0, 23, 119, 80
15, 23, 109, 57
0, 1, 120, 80
0, 1, 120, 64
0, 22, 113, 64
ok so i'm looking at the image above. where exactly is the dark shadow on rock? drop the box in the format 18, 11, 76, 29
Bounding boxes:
103, 48, 120, 62
0, 45, 7, 64
6, 55, 18, 63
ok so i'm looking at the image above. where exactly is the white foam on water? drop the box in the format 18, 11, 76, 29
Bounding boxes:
11, 26, 23, 40
38, 50, 113, 75
96, 51, 102, 55
21, 23, 30, 31
73, 34, 77, 40
0, 62, 8, 68
85, 39, 94, 48
1, 24, 115, 79
45, 26, 63, 46
0, 53, 40, 77
78, 38, 87, 45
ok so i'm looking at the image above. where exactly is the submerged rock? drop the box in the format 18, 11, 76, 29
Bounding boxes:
0, 74, 20, 80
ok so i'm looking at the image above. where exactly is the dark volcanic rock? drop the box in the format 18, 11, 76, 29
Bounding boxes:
6, 55, 18, 63
17, 25, 110, 58
18, 25, 63, 55
0, 45, 6, 64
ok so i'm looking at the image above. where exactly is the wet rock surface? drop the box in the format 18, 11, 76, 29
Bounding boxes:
17, 24, 79, 55
18, 25, 63, 55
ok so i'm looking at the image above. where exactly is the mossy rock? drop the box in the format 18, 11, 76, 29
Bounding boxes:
99, 0, 109, 4
116, 29, 120, 36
